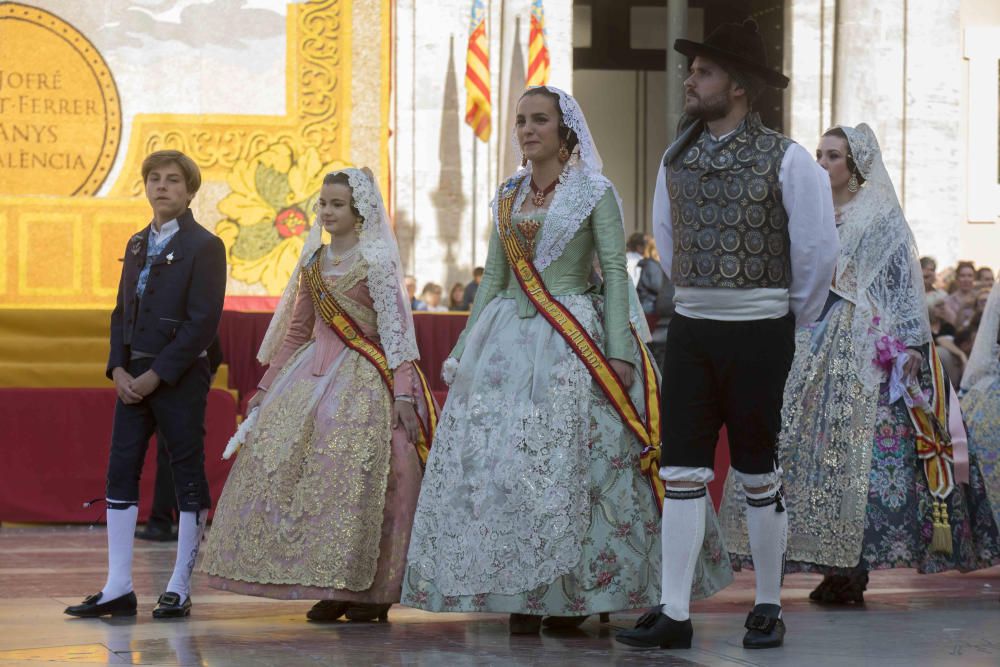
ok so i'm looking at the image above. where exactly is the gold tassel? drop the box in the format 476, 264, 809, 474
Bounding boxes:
930, 500, 953, 556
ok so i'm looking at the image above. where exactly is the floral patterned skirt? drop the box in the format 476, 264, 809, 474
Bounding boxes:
783, 381, 1000, 574
722, 298, 1000, 575
402, 295, 732, 615
962, 377, 1000, 533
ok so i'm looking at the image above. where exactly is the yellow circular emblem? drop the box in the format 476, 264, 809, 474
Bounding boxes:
0, 2, 121, 196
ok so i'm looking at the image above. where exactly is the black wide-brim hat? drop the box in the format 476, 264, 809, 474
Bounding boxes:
674, 19, 789, 89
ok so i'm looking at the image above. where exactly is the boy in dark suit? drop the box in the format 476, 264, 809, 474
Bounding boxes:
65, 150, 227, 619
136, 337, 224, 543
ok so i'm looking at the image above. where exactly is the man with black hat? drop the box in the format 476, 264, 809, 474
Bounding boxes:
616, 19, 838, 650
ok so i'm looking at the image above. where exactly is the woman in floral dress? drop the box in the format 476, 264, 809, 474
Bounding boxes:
402, 86, 732, 634
721, 125, 1000, 604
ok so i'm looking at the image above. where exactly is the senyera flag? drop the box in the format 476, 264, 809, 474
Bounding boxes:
465, 0, 491, 142
527, 0, 550, 87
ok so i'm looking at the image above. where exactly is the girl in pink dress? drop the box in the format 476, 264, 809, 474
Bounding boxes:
200, 168, 436, 622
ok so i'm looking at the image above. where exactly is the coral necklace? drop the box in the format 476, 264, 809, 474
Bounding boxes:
530, 177, 558, 207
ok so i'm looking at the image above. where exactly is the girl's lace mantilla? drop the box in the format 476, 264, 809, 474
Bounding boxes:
258, 168, 419, 370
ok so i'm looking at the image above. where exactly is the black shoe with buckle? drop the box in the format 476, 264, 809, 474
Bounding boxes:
743, 603, 785, 649
614, 605, 693, 649
152, 592, 191, 619
64, 591, 137, 618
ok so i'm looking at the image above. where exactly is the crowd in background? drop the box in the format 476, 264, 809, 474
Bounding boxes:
923, 257, 996, 387
403, 268, 484, 313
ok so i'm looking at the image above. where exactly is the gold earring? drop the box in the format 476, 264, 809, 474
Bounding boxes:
848, 174, 860, 193
558, 142, 570, 163
354, 221, 363, 235
521, 153, 527, 167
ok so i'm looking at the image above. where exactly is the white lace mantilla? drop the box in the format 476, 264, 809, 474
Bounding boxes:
497, 167, 613, 273
962, 280, 1000, 394
832, 124, 931, 389
498, 86, 650, 340
345, 169, 420, 369
258, 168, 419, 370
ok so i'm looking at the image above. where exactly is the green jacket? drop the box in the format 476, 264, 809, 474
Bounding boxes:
450, 187, 635, 363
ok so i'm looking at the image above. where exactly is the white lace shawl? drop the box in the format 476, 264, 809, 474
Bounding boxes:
833, 124, 932, 389
500, 166, 613, 273
503, 85, 651, 340
962, 279, 1000, 394
258, 168, 419, 370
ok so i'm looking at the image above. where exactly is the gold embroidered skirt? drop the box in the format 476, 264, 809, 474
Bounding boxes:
200, 342, 423, 602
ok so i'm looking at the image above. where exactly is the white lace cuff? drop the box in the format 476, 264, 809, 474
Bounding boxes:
441, 357, 460, 386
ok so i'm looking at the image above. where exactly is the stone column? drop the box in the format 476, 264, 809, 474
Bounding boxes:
902, 0, 962, 265
832, 1, 906, 189
783, 0, 835, 146
665, 0, 688, 140
788, 0, 964, 264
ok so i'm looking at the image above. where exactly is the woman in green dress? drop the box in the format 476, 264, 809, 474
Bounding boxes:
401, 86, 732, 634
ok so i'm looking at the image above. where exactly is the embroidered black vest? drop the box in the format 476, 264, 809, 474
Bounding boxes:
666, 114, 793, 289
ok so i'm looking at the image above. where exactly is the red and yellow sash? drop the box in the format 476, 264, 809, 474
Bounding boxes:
496, 177, 665, 511
906, 343, 955, 554
304, 258, 437, 466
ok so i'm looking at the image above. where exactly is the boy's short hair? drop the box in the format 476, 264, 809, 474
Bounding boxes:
626, 232, 647, 252
141, 150, 202, 195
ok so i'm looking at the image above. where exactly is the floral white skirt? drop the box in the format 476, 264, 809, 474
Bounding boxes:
402, 294, 732, 615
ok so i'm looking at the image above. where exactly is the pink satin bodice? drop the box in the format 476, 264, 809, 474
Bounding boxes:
258, 267, 420, 399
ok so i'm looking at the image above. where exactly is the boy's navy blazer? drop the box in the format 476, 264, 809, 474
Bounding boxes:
107, 208, 227, 386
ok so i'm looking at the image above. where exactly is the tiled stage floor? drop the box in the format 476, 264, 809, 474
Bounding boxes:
1, 524, 998, 666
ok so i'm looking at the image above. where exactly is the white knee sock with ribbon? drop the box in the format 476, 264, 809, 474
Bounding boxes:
165, 509, 208, 601
101, 502, 138, 601
659, 486, 707, 621
746, 486, 787, 608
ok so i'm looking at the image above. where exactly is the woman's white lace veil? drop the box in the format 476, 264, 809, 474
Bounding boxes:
509, 85, 651, 341
833, 123, 932, 388
961, 279, 1000, 393
257, 167, 419, 369
509, 85, 603, 174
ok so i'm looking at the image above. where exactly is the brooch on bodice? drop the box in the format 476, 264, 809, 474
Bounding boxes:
130, 236, 142, 255
516, 219, 542, 257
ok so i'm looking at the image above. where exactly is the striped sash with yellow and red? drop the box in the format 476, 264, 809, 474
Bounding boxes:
906, 343, 956, 554
304, 259, 437, 466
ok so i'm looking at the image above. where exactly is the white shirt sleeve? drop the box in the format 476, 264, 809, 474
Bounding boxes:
652, 151, 673, 278
780, 143, 840, 325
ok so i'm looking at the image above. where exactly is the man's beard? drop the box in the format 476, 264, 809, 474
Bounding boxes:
684, 90, 732, 121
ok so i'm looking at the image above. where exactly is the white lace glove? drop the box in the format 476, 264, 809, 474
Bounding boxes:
441, 357, 460, 387
222, 407, 259, 460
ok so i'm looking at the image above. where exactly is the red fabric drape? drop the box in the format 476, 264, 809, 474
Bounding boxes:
0, 388, 237, 523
